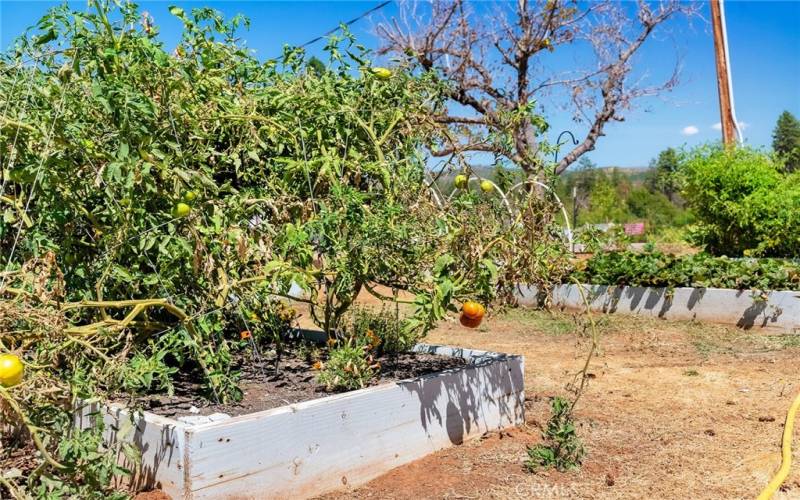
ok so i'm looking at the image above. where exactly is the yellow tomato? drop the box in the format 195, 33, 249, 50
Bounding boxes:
372, 67, 392, 80
454, 174, 468, 189
480, 180, 494, 193
0, 354, 24, 388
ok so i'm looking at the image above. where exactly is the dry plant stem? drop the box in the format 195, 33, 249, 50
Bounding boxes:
0, 476, 23, 498
0, 385, 66, 470
1, 286, 32, 299
59, 298, 219, 400
62, 336, 111, 362
363, 282, 415, 304
569, 278, 600, 412
479, 209, 525, 257
220, 275, 316, 305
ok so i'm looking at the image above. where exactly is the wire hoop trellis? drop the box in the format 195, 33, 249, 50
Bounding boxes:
428, 168, 574, 252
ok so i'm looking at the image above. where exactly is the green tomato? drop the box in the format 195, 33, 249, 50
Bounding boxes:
454, 174, 468, 189
182, 190, 198, 203
172, 202, 191, 218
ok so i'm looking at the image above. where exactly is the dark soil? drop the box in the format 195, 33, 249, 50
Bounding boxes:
0, 441, 38, 497
121, 345, 467, 418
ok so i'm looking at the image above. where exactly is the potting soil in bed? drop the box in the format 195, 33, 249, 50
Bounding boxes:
115, 346, 467, 419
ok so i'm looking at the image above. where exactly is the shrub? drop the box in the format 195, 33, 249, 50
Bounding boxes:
679, 145, 800, 257
0, 3, 444, 494
582, 178, 629, 224
339, 306, 414, 355
525, 396, 584, 472
0, 1, 456, 401
317, 342, 377, 391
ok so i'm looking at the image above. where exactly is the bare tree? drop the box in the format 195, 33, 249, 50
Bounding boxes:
376, 0, 698, 175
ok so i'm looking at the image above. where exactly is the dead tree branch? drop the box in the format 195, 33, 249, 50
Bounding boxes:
376, 0, 699, 175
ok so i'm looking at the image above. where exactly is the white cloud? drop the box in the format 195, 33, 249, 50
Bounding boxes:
712, 121, 748, 131
681, 125, 699, 136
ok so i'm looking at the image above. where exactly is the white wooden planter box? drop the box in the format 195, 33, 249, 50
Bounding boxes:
517, 284, 800, 332
76, 344, 524, 499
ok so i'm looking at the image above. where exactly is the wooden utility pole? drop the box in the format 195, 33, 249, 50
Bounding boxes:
572, 186, 578, 230
710, 0, 736, 146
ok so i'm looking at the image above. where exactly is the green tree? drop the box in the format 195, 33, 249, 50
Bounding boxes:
626, 187, 681, 229
646, 147, 680, 201
772, 111, 800, 172
306, 55, 326, 77
583, 173, 628, 224
608, 167, 632, 198
571, 157, 598, 201
680, 145, 800, 257
558, 157, 599, 225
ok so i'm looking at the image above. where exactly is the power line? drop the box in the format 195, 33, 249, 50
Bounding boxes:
297, 1, 391, 49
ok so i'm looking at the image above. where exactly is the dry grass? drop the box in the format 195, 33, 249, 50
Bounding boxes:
321, 308, 800, 500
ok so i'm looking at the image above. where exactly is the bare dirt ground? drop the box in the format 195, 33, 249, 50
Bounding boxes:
320, 307, 800, 500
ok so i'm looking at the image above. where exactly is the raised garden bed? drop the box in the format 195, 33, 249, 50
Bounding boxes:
116, 344, 468, 419
517, 284, 800, 332
76, 343, 524, 499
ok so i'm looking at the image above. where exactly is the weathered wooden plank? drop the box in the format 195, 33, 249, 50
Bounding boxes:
517, 284, 800, 332
75, 402, 188, 497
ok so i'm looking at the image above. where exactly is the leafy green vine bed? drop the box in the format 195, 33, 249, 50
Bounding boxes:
570, 251, 800, 291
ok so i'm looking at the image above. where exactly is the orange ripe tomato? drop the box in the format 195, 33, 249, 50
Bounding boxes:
460, 313, 483, 328
461, 301, 485, 320
240, 330, 252, 340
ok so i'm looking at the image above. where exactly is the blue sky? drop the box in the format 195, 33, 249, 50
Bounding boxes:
2, 0, 798, 168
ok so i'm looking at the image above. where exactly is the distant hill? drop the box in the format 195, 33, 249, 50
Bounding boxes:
572, 166, 651, 183
592, 166, 648, 174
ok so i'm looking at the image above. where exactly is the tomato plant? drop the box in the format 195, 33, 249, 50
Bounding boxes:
0, 1, 457, 401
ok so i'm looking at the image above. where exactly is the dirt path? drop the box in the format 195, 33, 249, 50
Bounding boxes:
321, 308, 800, 499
